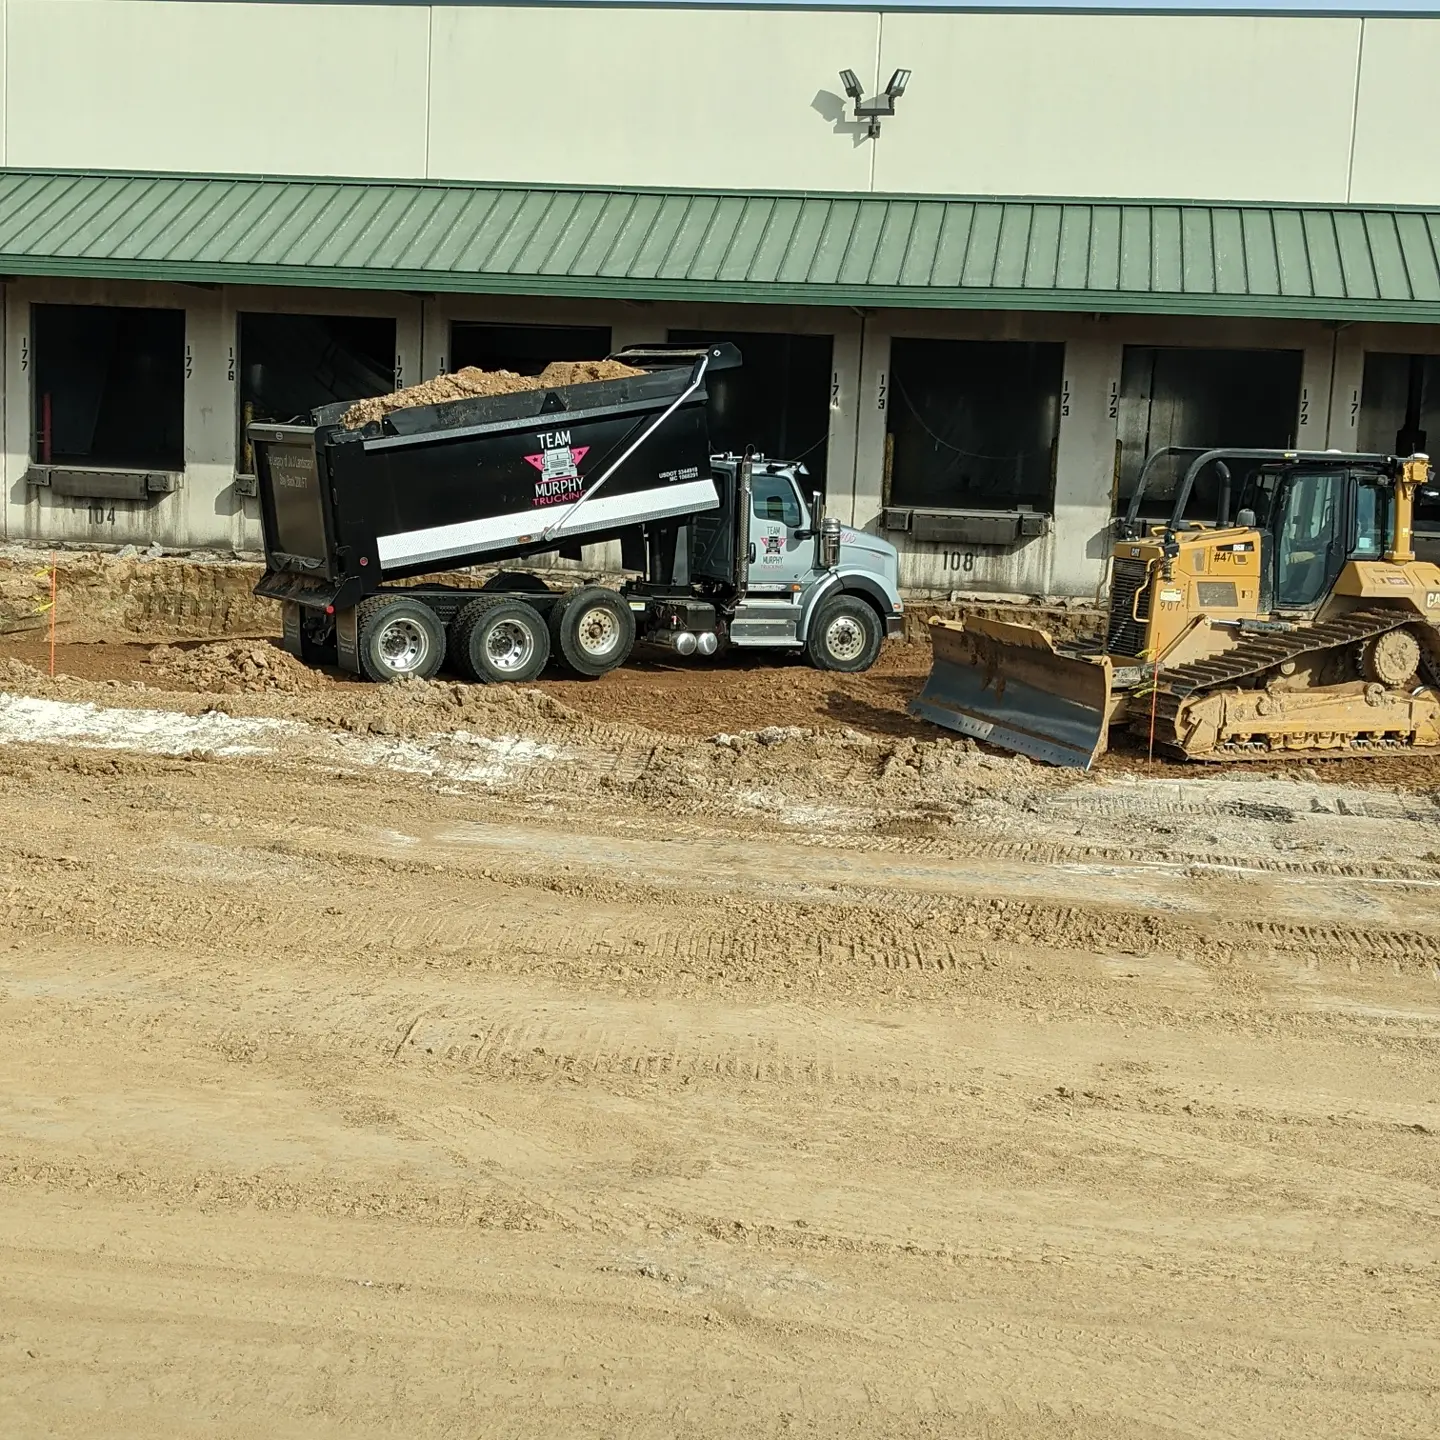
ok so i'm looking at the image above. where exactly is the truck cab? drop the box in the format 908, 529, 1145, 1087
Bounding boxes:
631, 453, 904, 672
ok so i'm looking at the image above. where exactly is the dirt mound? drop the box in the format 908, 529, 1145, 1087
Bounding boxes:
534, 359, 647, 388
0, 656, 47, 688
611, 723, 1045, 825
146, 641, 331, 695
342, 359, 646, 429
0, 549, 277, 644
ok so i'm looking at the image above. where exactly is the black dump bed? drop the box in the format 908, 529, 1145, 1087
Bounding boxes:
251, 344, 738, 612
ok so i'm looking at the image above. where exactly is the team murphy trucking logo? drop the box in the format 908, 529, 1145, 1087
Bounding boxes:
524, 429, 589, 506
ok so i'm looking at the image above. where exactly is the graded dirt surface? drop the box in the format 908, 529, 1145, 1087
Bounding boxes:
1, 643, 1439, 1437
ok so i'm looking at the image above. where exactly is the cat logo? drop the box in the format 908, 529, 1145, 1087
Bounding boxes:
1426, 591, 1440, 609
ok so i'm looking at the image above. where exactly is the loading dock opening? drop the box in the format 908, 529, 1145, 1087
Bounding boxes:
237, 313, 394, 473
32, 303, 184, 471
1117, 346, 1303, 522
667, 330, 832, 492
1358, 352, 1440, 543
884, 339, 1063, 515
448, 322, 611, 376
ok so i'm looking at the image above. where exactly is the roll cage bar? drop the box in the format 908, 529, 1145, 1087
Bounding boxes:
1116, 446, 1406, 543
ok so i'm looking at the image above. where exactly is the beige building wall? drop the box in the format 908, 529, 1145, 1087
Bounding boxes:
5, 0, 431, 177
427, 6, 879, 192
873, 14, 1362, 203
1348, 20, 1440, 205
0, 2, 1430, 208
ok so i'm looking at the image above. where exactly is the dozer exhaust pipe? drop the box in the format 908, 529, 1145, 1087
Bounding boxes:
909, 618, 1115, 770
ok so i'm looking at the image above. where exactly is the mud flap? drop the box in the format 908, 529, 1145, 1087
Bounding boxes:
280, 601, 304, 660
335, 606, 360, 675
908, 619, 1115, 770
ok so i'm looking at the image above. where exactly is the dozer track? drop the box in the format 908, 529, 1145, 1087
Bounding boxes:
1139, 608, 1440, 760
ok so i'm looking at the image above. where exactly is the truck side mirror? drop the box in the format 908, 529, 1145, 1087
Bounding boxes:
1235, 508, 1256, 528
795, 488, 824, 539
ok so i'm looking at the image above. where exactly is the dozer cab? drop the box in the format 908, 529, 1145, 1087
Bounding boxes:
911, 448, 1440, 767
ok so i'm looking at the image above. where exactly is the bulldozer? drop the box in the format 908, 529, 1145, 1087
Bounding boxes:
911, 447, 1440, 767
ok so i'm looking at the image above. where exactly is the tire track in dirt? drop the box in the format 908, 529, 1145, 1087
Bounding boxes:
6, 843, 1440, 1001
5, 635, 1440, 1437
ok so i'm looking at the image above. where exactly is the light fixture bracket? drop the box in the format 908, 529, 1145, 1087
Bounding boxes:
839, 67, 911, 138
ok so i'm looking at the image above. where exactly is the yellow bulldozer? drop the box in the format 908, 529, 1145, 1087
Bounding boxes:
911, 447, 1440, 767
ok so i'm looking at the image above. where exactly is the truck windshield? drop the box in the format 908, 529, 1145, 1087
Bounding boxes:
752, 474, 802, 528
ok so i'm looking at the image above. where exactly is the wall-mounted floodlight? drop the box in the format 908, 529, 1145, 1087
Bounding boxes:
840, 67, 911, 138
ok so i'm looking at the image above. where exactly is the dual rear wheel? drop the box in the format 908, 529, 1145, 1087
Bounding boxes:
354, 585, 636, 684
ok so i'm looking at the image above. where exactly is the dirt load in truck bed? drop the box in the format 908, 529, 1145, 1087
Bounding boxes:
340, 359, 648, 429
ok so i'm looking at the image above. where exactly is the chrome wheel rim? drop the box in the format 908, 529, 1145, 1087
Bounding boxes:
485, 619, 535, 673
378, 617, 430, 673
575, 605, 621, 658
825, 615, 866, 662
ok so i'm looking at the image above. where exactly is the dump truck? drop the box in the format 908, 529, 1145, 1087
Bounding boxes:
249, 343, 903, 682
911, 447, 1440, 767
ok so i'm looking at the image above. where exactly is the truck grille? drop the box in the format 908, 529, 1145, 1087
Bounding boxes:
1106, 558, 1152, 657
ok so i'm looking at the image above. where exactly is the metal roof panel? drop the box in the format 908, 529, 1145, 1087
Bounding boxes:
771, 199, 827, 285
927, 202, 974, 288
992, 206, 1034, 291
960, 204, 1003, 289
1302, 210, 1347, 298
3, 169, 1440, 323
1021, 204, 1061, 290
1117, 206, 1152, 293
1394, 213, 1440, 303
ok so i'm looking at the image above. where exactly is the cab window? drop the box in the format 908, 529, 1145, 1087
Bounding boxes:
1352, 481, 1391, 558
1234, 468, 1280, 528
1276, 470, 1345, 608
751, 475, 802, 528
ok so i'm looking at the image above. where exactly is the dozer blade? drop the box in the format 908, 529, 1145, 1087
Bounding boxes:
909, 618, 1115, 770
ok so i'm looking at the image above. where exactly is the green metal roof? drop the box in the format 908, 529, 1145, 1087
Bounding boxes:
3, 168, 1440, 321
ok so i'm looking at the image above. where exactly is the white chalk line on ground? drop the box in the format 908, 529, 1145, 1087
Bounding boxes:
0, 692, 559, 789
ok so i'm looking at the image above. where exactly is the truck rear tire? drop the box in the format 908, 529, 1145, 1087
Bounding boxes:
355, 595, 446, 682
450, 596, 551, 684
550, 586, 636, 678
806, 594, 883, 673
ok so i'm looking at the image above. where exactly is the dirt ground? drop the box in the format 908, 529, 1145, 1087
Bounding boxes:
2, 631, 1439, 1437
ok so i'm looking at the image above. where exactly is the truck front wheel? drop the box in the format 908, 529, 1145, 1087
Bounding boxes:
805, 594, 883, 673
451, 596, 551, 684
550, 586, 636, 678
355, 595, 446, 682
